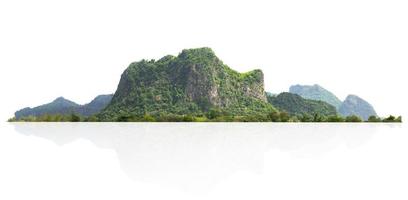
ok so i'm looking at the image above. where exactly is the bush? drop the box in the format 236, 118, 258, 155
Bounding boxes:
313, 113, 327, 122
206, 108, 222, 119
70, 114, 81, 122
345, 115, 362, 122
279, 112, 290, 122
182, 115, 195, 122
268, 111, 280, 122
289, 116, 300, 122
327, 115, 345, 122
367, 115, 381, 122
300, 114, 313, 122
383, 115, 402, 122
396, 116, 402, 122
143, 114, 156, 122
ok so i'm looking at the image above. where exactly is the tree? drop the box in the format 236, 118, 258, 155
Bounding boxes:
182, 115, 195, 122
383, 115, 396, 122
345, 115, 362, 122
70, 114, 81, 122
143, 114, 156, 122
279, 112, 290, 122
300, 114, 313, 122
367, 115, 381, 122
313, 113, 327, 122
268, 111, 280, 122
289, 116, 300, 122
206, 108, 222, 120
86, 115, 98, 122
383, 115, 402, 122
117, 115, 133, 122
327, 115, 345, 122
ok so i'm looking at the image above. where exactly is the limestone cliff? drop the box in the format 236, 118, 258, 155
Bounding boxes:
98, 47, 274, 120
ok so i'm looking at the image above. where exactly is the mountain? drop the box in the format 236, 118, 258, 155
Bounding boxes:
15, 97, 80, 119
289, 84, 342, 108
15, 95, 113, 119
98, 47, 275, 121
267, 92, 337, 116
338, 95, 377, 120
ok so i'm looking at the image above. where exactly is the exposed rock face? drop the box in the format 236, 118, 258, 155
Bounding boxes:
338, 95, 377, 120
267, 92, 337, 116
242, 70, 267, 102
14, 95, 113, 119
98, 47, 273, 120
289, 84, 342, 108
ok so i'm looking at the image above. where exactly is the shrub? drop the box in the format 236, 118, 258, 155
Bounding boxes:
70, 114, 81, 122
367, 115, 381, 122
327, 115, 345, 122
345, 115, 362, 122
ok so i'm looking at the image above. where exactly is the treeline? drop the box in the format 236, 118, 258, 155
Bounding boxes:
8, 111, 402, 123
8, 113, 85, 122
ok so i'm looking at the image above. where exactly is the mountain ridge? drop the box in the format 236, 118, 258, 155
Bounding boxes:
14, 94, 113, 119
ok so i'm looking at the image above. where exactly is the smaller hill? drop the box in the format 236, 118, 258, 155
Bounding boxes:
338, 95, 377, 120
289, 84, 342, 108
267, 92, 337, 116
14, 94, 113, 119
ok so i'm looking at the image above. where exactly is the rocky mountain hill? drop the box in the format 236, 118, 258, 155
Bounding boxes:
338, 95, 377, 120
98, 47, 275, 121
289, 84, 342, 108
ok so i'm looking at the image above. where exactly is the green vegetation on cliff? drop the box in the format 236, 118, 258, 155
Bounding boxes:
267, 92, 337, 117
97, 47, 275, 121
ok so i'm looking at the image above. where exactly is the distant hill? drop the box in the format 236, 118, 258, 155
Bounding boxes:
15, 95, 113, 119
338, 95, 377, 120
267, 92, 337, 116
289, 84, 342, 108
76, 94, 113, 116
97, 47, 275, 121
15, 97, 80, 119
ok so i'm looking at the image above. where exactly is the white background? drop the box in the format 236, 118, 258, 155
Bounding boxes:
0, 1, 407, 199
1, 0, 407, 120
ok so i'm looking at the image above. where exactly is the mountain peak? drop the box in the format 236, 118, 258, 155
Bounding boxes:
179, 47, 215, 57
345, 94, 359, 99
51, 97, 79, 107
339, 94, 377, 120
177, 47, 220, 64
289, 84, 342, 108
53, 96, 67, 102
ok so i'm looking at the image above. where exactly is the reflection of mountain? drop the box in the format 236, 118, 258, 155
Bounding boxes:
13, 123, 379, 192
